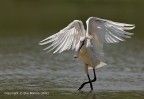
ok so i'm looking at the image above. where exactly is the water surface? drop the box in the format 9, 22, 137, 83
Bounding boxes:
0, 35, 143, 98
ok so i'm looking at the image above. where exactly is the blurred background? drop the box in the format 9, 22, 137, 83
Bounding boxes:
0, 0, 143, 38
0, 0, 144, 99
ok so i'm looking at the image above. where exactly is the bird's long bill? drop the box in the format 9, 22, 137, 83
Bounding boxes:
73, 40, 85, 58
76, 40, 85, 54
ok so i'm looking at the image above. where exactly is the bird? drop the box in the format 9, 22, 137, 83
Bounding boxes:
39, 17, 135, 92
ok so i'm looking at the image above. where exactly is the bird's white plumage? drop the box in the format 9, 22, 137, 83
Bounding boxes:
39, 20, 85, 53
84, 17, 135, 63
86, 17, 134, 44
39, 17, 135, 69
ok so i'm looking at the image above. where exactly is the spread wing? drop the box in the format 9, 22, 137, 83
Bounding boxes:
87, 17, 135, 43
86, 17, 135, 62
39, 20, 85, 53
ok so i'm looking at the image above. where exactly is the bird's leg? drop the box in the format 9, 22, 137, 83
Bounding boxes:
78, 66, 97, 92
91, 68, 97, 82
73, 40, 85, 58
90, 68, 97, 92
78, 65, 93, 92
87, 73, 93, 92
78, 74, 93, 91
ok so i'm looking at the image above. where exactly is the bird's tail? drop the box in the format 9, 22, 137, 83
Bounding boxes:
88, 62, 107, 69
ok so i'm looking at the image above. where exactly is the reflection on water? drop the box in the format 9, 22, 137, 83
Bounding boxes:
0, 35, 144, 98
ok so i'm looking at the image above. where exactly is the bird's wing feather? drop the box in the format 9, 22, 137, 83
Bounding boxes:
87, 17, 135, 43
39, 20, 85, 53
86, 17, 135, 62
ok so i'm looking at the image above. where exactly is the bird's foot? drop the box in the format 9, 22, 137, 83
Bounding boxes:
76, 89, 93, 96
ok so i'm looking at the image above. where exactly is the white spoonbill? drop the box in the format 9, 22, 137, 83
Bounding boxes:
39, 17, 135, 92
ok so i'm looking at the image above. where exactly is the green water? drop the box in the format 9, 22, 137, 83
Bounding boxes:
0, 0, 144, 99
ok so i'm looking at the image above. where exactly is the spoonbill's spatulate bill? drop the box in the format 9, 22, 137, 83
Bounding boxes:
39, 17, 135, 92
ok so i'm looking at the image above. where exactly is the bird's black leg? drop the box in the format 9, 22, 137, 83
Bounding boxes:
78, 74, 93, 91
89, 69, 97, 93
78, 68, 97, 92
91, 68, 97, 82
87, 74, 93, 92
